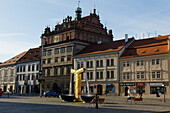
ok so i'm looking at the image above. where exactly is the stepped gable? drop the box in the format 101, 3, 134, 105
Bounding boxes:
0, 51, 27, 66
121, 35, 169, 58
77, 38, 134, 56
17, 47, 40, 63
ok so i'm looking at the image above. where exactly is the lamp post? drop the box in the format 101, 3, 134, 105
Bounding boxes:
40, 35, 46, 97
162, 83, 166, 102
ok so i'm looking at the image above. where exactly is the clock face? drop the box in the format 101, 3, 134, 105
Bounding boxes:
54, 35, 59, 43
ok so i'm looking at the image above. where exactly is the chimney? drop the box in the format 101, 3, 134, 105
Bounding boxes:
168, 36, 170, 52
125, 34, 128, 42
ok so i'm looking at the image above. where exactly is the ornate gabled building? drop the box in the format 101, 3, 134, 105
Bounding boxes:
41, 6, 113, 93
0, 51, 27, 93
16, 47, 40, 94
120, 35, 170, 97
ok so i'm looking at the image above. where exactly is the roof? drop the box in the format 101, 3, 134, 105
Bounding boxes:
76, 38, 134, 56
0, 51, 27, 66
17, 47, 40, 63
120, 35, 169, 58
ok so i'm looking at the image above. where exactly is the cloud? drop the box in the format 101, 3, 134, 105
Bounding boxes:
50, 18, 62, 23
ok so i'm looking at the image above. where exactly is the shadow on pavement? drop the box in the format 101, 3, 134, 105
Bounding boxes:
0, 101, 154, 113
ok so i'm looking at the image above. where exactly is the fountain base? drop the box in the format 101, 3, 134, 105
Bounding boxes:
60, 94, 75, 102
81, 95, 95, 103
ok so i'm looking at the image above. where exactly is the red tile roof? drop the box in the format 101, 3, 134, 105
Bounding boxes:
17, 47, 40, 63
77, 38, 134, 56
121, 35, 169, 58
0, 51, 27, 66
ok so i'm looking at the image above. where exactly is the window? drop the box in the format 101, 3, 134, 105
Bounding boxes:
54, 67, 58, 76
20, 66, 23, 72
152, 59, 160, 65
100, 60, 103, 67
107, 59, 110, 66
81, 62, 83, 68
152, 59, 155, 65
111, 71, 114, 78
90, 61, 93, 68
47, 68, 51, 76
137, 72, 140, 79
10, 69, 14, 75
47, 58, 51, 64
43, 59, 46, 64
96, 60, 99, 67
107, 71, 110, 78
32, 65, 35, 71
100, 71, 103, 79
60, 67, 64, 75
66, 67, 70, 75
55, 57, 59, 62
61, 56, 65, 62
122, 73, 130, 80
96, 72, 99, 79
60, 47, 65, 53
157, 71, 160, 78
137, 72, 144, 79
152, 71, 161, 79
28, 74, 30, 80
81, 74, 84, 80
87, 61, 89, 68
87, 72, 89, 79
47, 49, 52, 55
137, 60, 144, 66
152, 72, 155, 78
36, 64, 39, 71
156, 59, 160, 65
123, 61, 130, 67
67, 46, 72, 52
32, 74, 34, 80
90, 72, 93, 79
28, 65, 31, 71
127, 62, 129, 67
111, 59, 114, 66
55, 48, 59, 54
43, 51, 46, 56
67, 55, 71, 61
141, 72, 144, 79
137, 61, 140, 66
77, 62, 80, 69
17, 67, 19, 72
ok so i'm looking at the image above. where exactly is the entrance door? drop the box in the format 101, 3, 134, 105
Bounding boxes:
125, 87, 129, 96
97, 85, 103, 95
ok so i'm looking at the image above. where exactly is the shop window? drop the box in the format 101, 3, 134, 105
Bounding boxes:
136, 86, 145, 94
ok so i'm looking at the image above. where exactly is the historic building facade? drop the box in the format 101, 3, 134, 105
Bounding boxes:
119, 35, 170, 97
0, 51, 27, 93
16, 48, 40, 94
74, 38, 134, 95
41, 6, 113, 93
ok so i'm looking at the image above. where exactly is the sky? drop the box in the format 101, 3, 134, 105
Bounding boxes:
0, 0, 170, 62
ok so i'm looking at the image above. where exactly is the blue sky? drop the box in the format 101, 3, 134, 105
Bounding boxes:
0, 0, 170, 62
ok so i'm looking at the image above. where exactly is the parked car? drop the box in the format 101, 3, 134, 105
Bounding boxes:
43, 91, 60, 97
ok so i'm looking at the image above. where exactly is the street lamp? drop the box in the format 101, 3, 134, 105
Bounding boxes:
40, 35, 46, 97
162, 83, 166, 102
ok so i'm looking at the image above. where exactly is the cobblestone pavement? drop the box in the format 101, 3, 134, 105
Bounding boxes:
0, 94, 169, 113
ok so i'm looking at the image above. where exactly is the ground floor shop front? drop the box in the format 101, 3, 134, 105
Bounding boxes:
81, 81, 119, 96
120, 82, 170, 98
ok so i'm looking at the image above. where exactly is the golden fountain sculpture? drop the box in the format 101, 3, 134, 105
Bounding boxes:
71, 68, 86, 102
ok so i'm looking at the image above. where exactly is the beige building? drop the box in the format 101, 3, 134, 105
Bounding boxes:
0, 51, 26, 93
74, 38, 134, 95
120, 35, 170, 98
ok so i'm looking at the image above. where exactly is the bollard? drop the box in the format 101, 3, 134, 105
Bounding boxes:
95, 94, 98, 109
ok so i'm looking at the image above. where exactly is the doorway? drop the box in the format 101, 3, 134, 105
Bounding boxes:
125, 86, 129, 96
97, 85, 103, 95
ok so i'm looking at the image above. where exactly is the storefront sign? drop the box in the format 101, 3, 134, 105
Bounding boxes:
150, 83, 163, 86
120, 83, 135, 86
106, 83, 111, 86
136, 83, 145, 86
